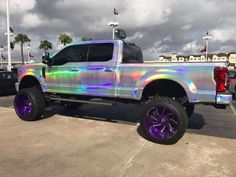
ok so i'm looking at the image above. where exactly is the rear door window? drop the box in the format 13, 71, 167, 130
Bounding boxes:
70, 45, 89, 62
87, 43, 114, 62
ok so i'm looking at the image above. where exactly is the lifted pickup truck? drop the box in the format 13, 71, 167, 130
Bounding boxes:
14, 39, 232, 144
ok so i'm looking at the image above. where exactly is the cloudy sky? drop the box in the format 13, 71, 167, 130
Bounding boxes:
0, 0, 236, 61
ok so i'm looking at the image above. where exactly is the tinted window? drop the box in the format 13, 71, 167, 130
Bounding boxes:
52, 46, 71, 65
0, 73, 3, 79
11, 73, 18, 79
70, 45, 89, 62
5, 73, 12, 79
52, 45, 89, 65
123, 43, 143, 63
0, 72, 16, 80
87, 43, 114, 62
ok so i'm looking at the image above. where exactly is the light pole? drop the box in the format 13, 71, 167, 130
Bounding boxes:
90, 19, 95, 40
203, 32, 212, 62
108, 21, 119, 39
26, 45, 31, 62
6, 0, 12, 71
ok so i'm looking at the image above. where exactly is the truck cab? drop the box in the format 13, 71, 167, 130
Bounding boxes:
42, 40, 143, 97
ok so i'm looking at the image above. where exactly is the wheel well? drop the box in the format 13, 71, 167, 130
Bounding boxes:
142, 79, 188, 101
19, 76, 42, 91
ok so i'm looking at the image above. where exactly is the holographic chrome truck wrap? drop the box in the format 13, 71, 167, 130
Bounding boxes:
17, 63, 47, 92
16, 40, 231, 105
118, 62, 225, 103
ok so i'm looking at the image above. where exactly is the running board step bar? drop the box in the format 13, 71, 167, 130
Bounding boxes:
49, 97, 114, 106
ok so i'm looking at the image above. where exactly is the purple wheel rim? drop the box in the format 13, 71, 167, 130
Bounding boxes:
15, 94, 32, 117
144, 105, 179, 140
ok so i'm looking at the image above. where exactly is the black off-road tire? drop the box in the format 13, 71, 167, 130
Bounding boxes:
140, 97, 188, 145
14, 88, 45, 121
175, 96, 195, 118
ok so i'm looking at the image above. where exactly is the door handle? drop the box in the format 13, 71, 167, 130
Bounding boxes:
103, 67, 113, 72
71, 68, 79, 72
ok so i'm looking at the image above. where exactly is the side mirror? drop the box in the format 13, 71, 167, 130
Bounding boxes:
42, 52, 52, 66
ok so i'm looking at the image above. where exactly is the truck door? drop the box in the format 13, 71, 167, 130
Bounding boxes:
45, 45, 88, 94
79, 43, 117, 97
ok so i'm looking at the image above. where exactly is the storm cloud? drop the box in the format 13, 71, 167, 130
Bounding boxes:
0, 0, 236, 61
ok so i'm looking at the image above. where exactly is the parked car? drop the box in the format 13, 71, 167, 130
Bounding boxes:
0, 71, 18, 95
228, 70, 236, 97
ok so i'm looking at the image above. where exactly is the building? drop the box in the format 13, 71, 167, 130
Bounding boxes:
159, 53, 236, 70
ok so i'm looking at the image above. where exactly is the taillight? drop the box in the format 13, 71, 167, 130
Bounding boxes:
214, 67, 228, 92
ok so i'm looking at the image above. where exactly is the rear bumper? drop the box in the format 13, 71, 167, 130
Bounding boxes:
216, 93, 232, 105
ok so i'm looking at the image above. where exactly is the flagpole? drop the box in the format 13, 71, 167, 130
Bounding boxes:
0, 50, 2, 68
27, 48, 30, 62
0, 46, 3, 68
206, 39, 208, 61
6, 0, 11, 71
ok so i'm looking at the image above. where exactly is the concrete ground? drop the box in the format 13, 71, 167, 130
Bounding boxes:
0, 99, 236, 177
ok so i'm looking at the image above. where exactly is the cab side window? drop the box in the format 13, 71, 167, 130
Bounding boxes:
87, 43, 114, 62
52, 45, 89, 65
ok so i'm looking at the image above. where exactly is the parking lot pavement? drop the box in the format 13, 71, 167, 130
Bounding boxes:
0, 103, 236, 177
231, 99, 236, 109
0, 94, 15, 108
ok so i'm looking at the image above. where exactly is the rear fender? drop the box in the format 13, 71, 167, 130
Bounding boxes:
135, 72, 196, 102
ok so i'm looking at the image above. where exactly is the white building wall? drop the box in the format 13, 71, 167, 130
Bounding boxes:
158, 53, 236, 68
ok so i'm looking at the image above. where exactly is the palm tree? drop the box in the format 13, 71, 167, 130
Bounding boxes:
14, 33, 31, 64
58, 33, 73, 46
81, 37, 92, 41
39, 40, 53, 53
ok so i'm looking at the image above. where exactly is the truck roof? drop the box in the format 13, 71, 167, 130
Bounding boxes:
49, 40, 123, 58
67, 39, 122, 47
